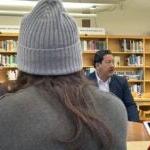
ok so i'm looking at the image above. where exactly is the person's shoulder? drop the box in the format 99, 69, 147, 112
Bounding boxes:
112, 74, 125, 80
88, 85, 127, 130
0, 86, 74, 135
0, 85, 78, 120
0, 87, 75, 147
0, 87, 39, 114
89, 85, 125, 107
0, 87, 38, 126
88, 85, 127, 119
0, 86, 36, 102
111, 74, 127, 84
87, 86, 127, 149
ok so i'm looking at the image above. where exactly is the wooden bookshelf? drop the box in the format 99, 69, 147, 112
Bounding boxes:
81, 34, 150, 121
1, 33, 150, 120
0, 33, 18, 83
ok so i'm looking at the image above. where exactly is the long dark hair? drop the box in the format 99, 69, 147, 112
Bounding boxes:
14, 70, 112, 149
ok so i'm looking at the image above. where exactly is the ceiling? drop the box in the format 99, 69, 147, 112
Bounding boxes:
0, 0, 127, 16
0, 0, 150, 17
18, 0, 125, 3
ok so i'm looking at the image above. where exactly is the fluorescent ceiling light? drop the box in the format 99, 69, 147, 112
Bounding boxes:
0, 0, 120, 17
0, 0, 36, 7
64, 3, 112, 9
0, 10, 28, 15
0, 10, 96, 18
0, 0, 114, 10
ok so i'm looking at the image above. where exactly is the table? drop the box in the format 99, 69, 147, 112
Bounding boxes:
127, 121, 150, 141
127, 121, 150, 150
127, 141, 150, 150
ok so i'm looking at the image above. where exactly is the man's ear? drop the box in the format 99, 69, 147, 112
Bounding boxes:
95, 62, 101, 69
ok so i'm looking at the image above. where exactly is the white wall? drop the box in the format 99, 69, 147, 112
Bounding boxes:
0, 16, 21, 26
0, 15, 97, 31
95, 0, 150, 35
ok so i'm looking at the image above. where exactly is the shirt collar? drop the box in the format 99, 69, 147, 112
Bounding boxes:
95, 71, 111, 84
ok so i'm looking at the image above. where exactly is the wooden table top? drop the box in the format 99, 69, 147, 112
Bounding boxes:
127, 121, 150, 141
127, 141, 150, 150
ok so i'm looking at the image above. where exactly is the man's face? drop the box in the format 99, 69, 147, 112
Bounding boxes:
96, 54, 115, 78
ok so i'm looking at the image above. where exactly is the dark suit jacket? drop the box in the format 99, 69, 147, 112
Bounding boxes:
88, 71, 139, 122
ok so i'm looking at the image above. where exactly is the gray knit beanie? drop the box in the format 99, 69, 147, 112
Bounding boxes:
17, 0, 82, 75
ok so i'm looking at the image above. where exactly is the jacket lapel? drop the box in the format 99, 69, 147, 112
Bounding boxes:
109, 75, 115, 93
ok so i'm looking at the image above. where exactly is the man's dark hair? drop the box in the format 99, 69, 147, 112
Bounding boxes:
93, 50, 112, 67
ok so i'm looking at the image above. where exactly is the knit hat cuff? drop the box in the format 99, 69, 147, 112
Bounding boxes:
17, 40, 83, 75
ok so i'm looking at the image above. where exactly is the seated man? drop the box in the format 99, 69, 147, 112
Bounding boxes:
88, 50, 139, 122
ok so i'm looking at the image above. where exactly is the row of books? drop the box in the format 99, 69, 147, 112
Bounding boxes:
80, 39, 143, 52
81, 40, 106, 51
0, 40, 18, 52
130, 84, 143, 94
126, 55, 143, 66
0, 54, 17, 67
120, 39, 143, 52
114, 55, 143, 66
116, 70, 144, 80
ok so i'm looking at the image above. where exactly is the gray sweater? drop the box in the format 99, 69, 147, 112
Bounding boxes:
0, 85, 127, 150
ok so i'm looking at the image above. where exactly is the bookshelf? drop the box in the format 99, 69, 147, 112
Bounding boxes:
81, 34, 150, 121
0, 32, 150, 120
0, 33, 18, 83
81, 35, 107, 69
